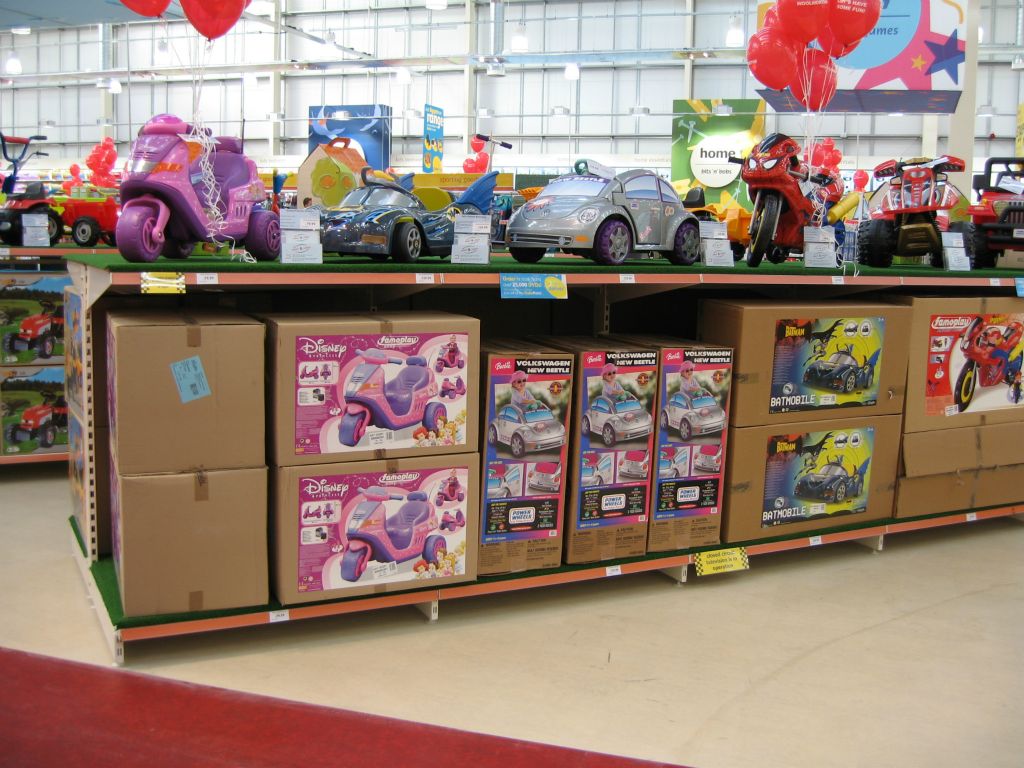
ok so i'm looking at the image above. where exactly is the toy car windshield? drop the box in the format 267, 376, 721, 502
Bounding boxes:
819, 464, 846, 476
613, 399, 642, 413
691, 395, 717, 408
537, 177, 608, 198
827, 352, 857, 365
522, 407, 554, 423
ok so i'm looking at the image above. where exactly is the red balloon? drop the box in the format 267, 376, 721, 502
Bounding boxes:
853, 169, 869, 191
747, 28, 799, 91
763, 4, 782, 29
790, 48, 838, 111
776, 0, 831, 45
829, 0, 881, 46
816, 25, 859, 58
120, 0, 171, 16
469, 136, 486, 153
806, 142, 827, 167
462, 152, 489, 174
180, 0, 247, 40
825, 148, 842, 167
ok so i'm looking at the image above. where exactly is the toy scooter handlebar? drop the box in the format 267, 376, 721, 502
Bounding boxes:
475, 133, 513, 150
356, 486, 404, 501
727, 156, 744, 165
356, 348, 404, 366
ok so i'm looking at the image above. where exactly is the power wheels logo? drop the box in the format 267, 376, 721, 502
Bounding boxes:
931, 315, 974, 332
689, 134, 745, 188
378, 335, 420, 348
508, 507, 537, 525
298, 337, 348, 357
303, 479, 350, 497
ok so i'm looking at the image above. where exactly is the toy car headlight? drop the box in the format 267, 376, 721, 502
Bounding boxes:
578, 208, 599, 224
748, 157, 757, 170
762, 158, 779, 170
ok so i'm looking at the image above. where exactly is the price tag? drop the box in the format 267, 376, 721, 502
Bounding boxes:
940, 231, 964, 248
693, 547, 750, 576
22, 227, 50, 248
809, 535, 823, 546
0, 247, 9, 256
618, 273, 636, 284
415, 273, 436, 284
454, 213, 491, 234
605, 564, 622, 577
280, 208, 321, 230
195, 273, 219, 285
990, 277, 1003, 287
269, 609, 290, 623
281, 229, 323, 264
702, 238, 735, 267
804, 241, 837, 268
698, 220, 727, 240
943, 247, 971, 272
965, 512, 978, 522
803, 226, 835, 244
831, 275, 845, 285
451, 233, 490, 264
1014, 228, 1024, 239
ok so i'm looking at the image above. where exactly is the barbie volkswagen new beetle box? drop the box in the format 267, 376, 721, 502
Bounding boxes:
273, 454, 479, 604
480, 340, 574, 575
266, 312, 479, 466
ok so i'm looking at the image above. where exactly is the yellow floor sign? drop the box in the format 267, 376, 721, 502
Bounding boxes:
693, 547, 750, 576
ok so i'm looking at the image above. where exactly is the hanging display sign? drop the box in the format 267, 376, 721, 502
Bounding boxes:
423, 104, 444, 173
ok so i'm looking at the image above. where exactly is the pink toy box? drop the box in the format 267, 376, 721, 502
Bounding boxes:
273, 454, 479, 604
266, 312, 479, 466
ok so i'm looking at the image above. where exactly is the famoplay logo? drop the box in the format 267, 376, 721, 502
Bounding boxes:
303, 478, 349, 496
378, 335, 419, 347
298, 337, 348, 356
931, 315, 973, 332
380, 472, 420, 483
509, 507, 536, 524
585, 352, 605, 366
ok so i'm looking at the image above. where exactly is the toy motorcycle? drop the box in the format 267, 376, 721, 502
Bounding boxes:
434, 476, 465, 506
955, 318, 1024, 412
440, 509, 466, 532
117, 114, 280, 263
0, 132, 62, 246
339, 348, 445, 446
4, 390, 67, 449
857, 155, 969, 269
2, 299, 63, 360
435, 344, 465, 372
340, 486, 447, 582
439, 376, 466, 400
729, 133, 841, 267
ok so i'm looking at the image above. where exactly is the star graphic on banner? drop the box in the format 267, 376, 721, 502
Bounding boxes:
911, 54, 927, 71
925, 30, 966, 83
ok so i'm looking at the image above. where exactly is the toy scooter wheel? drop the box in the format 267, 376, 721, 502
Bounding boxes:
423, 534, 447, 565
340, 544, 370, 582
71, 217, 101, 248
246, 210, 281, 262
39, 424, 56, 449
161, 239, 195, 259
392, 222, 422, 263
117, 206, 163, 263
955, 361, 978, 413
592, 218, 632, 266
38, 333, 54, 360
43, 209, 63, 246
423, 402, 447, 432
339, 408, 370, 447
748, 193, 780, 268
511, 433, 526, 458
666, 219, 700, 266
509, 247, 545, 264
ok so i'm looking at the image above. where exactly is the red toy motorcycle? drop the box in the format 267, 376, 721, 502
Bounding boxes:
955, 317, 1024, 412
729, 133, 841, 267
857, 155, 970, 269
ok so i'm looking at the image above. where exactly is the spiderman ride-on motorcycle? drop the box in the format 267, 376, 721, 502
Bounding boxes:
954, 318, 1024, 412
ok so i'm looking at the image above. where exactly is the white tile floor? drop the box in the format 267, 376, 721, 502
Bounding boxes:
3, 461, 1023, 768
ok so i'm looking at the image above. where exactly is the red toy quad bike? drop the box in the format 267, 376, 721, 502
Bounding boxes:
2, 299, 63, 360
0, 133, 62, 246
968, 156, 1024, 268
954, 317, 1024, 412
61, 188, 120, 248
728, 133, 843, 267
857, 155, 971, 268
5, 390, 68, 449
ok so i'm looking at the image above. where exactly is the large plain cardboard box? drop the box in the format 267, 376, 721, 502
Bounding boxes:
273, 454, 479, 604
891, 296, 1024, 433
111, 463, 269, 617
107, 309, 265, 475
265, 312, 479, 466
479, 340, 574, 575
538, 337, 658, 564
722, 415, 901, 543
699, 300, 911, 427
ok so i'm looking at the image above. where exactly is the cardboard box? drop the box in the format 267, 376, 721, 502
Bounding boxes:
69, 414, 110, 556
272, 454, 479, 605
1, 272, 70, 366
891, 296, 1024, 433
1, 366, 68, 457
111, 462, 269, 618
722, 415, 901, 543
265, 312, 479, 466
107, 309, 265, 475
613, 335, 733, 552
996, 250, 1024, 270
699, 300, 911, 427
537, 337, 658, 563
479, 340, 574, 575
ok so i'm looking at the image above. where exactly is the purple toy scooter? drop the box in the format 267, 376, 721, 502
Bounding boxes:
339, 349, 445, 446
116, 114, 280, 263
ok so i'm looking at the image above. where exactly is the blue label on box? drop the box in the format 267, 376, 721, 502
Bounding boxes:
170, 356, 211, 404
499, 273, 568, 300
1015, 277, 1024, 298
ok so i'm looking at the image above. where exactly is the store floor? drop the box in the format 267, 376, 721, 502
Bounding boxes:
3, 463, 1023, 768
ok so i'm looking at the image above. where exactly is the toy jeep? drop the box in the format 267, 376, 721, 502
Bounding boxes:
969, 157, 1024, 268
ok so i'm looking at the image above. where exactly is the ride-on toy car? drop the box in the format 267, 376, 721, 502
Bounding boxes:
802, 346, 879, 394
857, 155, 971, 268
4, 390, 68, 449
488, 402, 567, 458
61, 187, 120, 248
582, 392, 652, 446
117, 114, 280, 263
969, 157, 1024, 268
2, 299, 64, 360
339, 487, 448, 582
795, 457, 868, 504
338, 349, 445, 447
954, 317, 1024, 412
0, 133, 62, 246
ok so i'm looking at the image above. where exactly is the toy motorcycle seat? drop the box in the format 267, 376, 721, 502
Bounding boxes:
384, 366, 431, 416
211, 153, 252, 213
408, 491, 428, 501
385, 501, 431, 549
406, 355, 427, 367
215, 137, 243, 153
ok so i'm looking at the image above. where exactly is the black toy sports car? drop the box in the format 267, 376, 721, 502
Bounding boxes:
803, 347, 880, 393
794, 458, 868, 503
321, 168, 498, 263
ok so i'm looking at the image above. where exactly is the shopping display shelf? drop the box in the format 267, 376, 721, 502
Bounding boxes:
73, 504, 1023, 664
0, 452, 68, 466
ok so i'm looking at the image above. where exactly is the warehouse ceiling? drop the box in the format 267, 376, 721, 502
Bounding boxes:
0, 0, 184, 30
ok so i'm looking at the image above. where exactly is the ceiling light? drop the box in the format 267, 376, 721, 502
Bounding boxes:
425, 0, 448, 10
976, 105, 995, 117
725, 15, 744, 48
712, 104, 733, 116
5, 53, 22, 76
107, 78, 122, 94
702, 50, 711, 58
687, 52, 695, 60
477, 107, 493, 119
11, 27, 31, 36
629, 105, 650, 116
330, 110, 351, 120
394, 66, 412, 84
564, 62, 580, 81
508, 23, 529, 54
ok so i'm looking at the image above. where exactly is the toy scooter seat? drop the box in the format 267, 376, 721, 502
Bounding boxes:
408, 491, 428, 501
383, 365, 431, 416
215, 137, 243, 153
211, 153, 251, 213
384, 501, 431, 550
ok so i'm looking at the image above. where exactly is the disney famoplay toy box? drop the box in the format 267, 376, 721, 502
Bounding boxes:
1, 366, 68, 457
1, 272, 70, 365
273, 454, 479, 604
266, 312, 479, 466
480, 340, 574, 575
614, 335, 732, 551
722, 415, 900, 543
540, 337, 658, 564
699, 300, 911, 427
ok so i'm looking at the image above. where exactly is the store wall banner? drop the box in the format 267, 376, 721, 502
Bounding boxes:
1017, 104, 1024, 156
308, 104, 392, 170
423, 104, 444, 173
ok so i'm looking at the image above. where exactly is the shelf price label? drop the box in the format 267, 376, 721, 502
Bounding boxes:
605, 564, 623, 577
693, 547, 750, 576
499, 273, 568, 300
140, 272, 186, 294
269, 609, 290, 623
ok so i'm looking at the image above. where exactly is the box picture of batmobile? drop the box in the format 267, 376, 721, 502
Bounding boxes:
321, 167, 498, 263
794, 457, 869, 503
504, 160, 701, 266
528, 461, 562, 493
802, 346, 880, 394
659, 388, 725, 440
582, 392, 652, 447
487, 402, 566, 458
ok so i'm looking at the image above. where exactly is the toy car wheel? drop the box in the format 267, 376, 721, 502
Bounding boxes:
338, 408, 370, 447
834, 482, 847, 502
511, 433, 526, 458
601, 423, 617, 446
71, 217, 101, 248
43, 209, 63, 246
940, 222, 976, 269
955, 361, 978, 412
767, 246, 788, 264
38, 333, 54, 360
117, 206, 164, 263
856, 218, 896, 268
748, 193, 781, 268
678, 420, 693, 441
423, 401, 447, 432
161, 239, 195, 260
339, 544, 370, 582
592, 218, 632, 266
392, 222, 423, 263
245, 210, 282, 262
502, 488, 512, 498
487, 425, 498, 445
581, 415, 591, 435
509, 247, 545, 264
843, 372, 857, 393
659, 411, 669, 431
39, 424, 56, 449
424, 534, 447, 565
667, 220, 700, 266
972, 225, 998, 269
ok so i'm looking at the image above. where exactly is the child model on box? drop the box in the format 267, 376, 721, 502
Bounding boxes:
679, 359, 701, 394
601, 363, 627, 399
510, 369, 538, 407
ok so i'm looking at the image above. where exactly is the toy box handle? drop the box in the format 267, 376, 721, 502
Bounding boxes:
328, 137, 352, 149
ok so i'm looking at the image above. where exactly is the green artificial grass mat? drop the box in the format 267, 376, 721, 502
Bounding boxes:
79, 504, 1009, 630
63, 250, 1024, 279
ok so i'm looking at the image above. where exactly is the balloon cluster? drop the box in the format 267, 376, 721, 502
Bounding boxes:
62, 164, 84, 195
747, 0, 881, 111
462, 135, 491, 174
804, 137, 844, 200
119, 0, 250, 41
87, 137, 120, 189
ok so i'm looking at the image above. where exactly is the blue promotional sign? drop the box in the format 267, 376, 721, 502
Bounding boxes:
499, 273, 569, 300
423, 104, 444, 173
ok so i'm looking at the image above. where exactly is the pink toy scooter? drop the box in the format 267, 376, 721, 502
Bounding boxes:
434, 476, 466, 506
340, 486, 446, 582
435, 343, 466, 373
440, 376, 466, 400
440, 509, 466, 532
339, 348, 445, 447
117, 114, 280, 263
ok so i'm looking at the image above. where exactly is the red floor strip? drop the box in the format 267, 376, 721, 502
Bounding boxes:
0, 648, 687, 768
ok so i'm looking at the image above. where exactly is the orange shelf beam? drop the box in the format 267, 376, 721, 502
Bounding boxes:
0, 452, 68, 465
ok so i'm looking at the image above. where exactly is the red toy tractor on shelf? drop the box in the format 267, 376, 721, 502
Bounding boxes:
968, 157, 1024, 268
0, 133, 63, 246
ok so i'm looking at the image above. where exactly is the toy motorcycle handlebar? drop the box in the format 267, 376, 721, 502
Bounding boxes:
475, 133, 513, 150
0, 133, 47, 163
356, 486, 404, 501
727, 156, 744, 165
356, 348, 404, 366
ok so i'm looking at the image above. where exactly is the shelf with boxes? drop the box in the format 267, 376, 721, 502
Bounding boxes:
62, 258, 1024, 662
